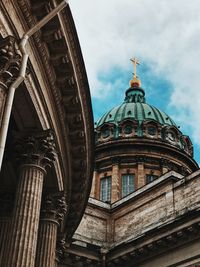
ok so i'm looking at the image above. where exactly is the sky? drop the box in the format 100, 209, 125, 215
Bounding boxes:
70, 0, 200, 164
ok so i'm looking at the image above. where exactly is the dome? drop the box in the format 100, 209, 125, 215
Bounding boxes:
97, 86, 176, 129
95, 85, 194, 157
97, 102, 176, 128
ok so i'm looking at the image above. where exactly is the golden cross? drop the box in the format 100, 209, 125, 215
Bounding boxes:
130, 57, 140, 78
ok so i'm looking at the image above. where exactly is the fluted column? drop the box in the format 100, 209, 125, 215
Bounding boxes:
35, 192, 67, 267
0, 191, 14, 264
36, 220, 57, 267
2, 130, 56, 267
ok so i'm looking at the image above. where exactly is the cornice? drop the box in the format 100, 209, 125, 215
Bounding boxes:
107, 211, 200, 266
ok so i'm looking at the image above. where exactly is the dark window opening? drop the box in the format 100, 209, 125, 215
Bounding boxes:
100, 176, 111, 203
146, 174, 158, 184
122, 174, 135, 197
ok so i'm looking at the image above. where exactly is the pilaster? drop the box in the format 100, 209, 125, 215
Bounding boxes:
137, 161, 145, 188
111, 158, 120, 203
90, 169, 98, 198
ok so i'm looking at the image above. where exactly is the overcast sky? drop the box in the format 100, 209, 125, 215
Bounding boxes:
70, 0, 200, 163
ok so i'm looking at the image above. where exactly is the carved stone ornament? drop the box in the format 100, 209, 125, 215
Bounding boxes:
41, 191, 67, 225
56, 235, 67, 262
13, 129, 57, 169
0, 35, 22, 88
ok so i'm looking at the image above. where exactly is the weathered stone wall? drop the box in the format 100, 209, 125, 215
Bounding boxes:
114, 170, 200, 245
74, 199, 110, 246
75, 170, 200, 248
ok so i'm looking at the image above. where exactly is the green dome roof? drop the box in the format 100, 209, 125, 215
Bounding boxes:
96, 87, 176, 128
95, 83, 194, 157
97, 102, 176, 127
95, 72, 194, 158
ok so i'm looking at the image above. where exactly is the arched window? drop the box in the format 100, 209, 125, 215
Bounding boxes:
121, 174, 135, 197
147, 126, 156, 136
102, 127, 110, 138
124, 125, 132, 134
167, 132, 175, 141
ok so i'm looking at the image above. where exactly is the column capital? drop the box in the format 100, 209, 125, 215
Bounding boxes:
41, 191, 67, 225
13, 130, 57, 170
0, 35, 22, 89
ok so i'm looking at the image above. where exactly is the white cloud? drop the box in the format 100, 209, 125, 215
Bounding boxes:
70, 0, 200, 146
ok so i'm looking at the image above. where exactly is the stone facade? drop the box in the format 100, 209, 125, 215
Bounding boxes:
68, 170, 200, 266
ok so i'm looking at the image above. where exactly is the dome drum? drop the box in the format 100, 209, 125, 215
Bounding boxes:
95, 139, 197, 173
95, 119, 193, 157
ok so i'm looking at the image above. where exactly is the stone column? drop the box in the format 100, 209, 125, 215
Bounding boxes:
2, 130, 56, 267
111, 158, 120, 203
35, 192, 67, 267
0, 191, 14, 264
0, 35, 21, 124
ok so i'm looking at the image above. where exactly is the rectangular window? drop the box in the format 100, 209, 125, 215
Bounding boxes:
122, 174, 135, 197
100, 176, 111, 203
146, 174, 158, 184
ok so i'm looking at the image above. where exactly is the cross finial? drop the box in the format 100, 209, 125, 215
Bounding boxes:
130, 57, 140, 78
